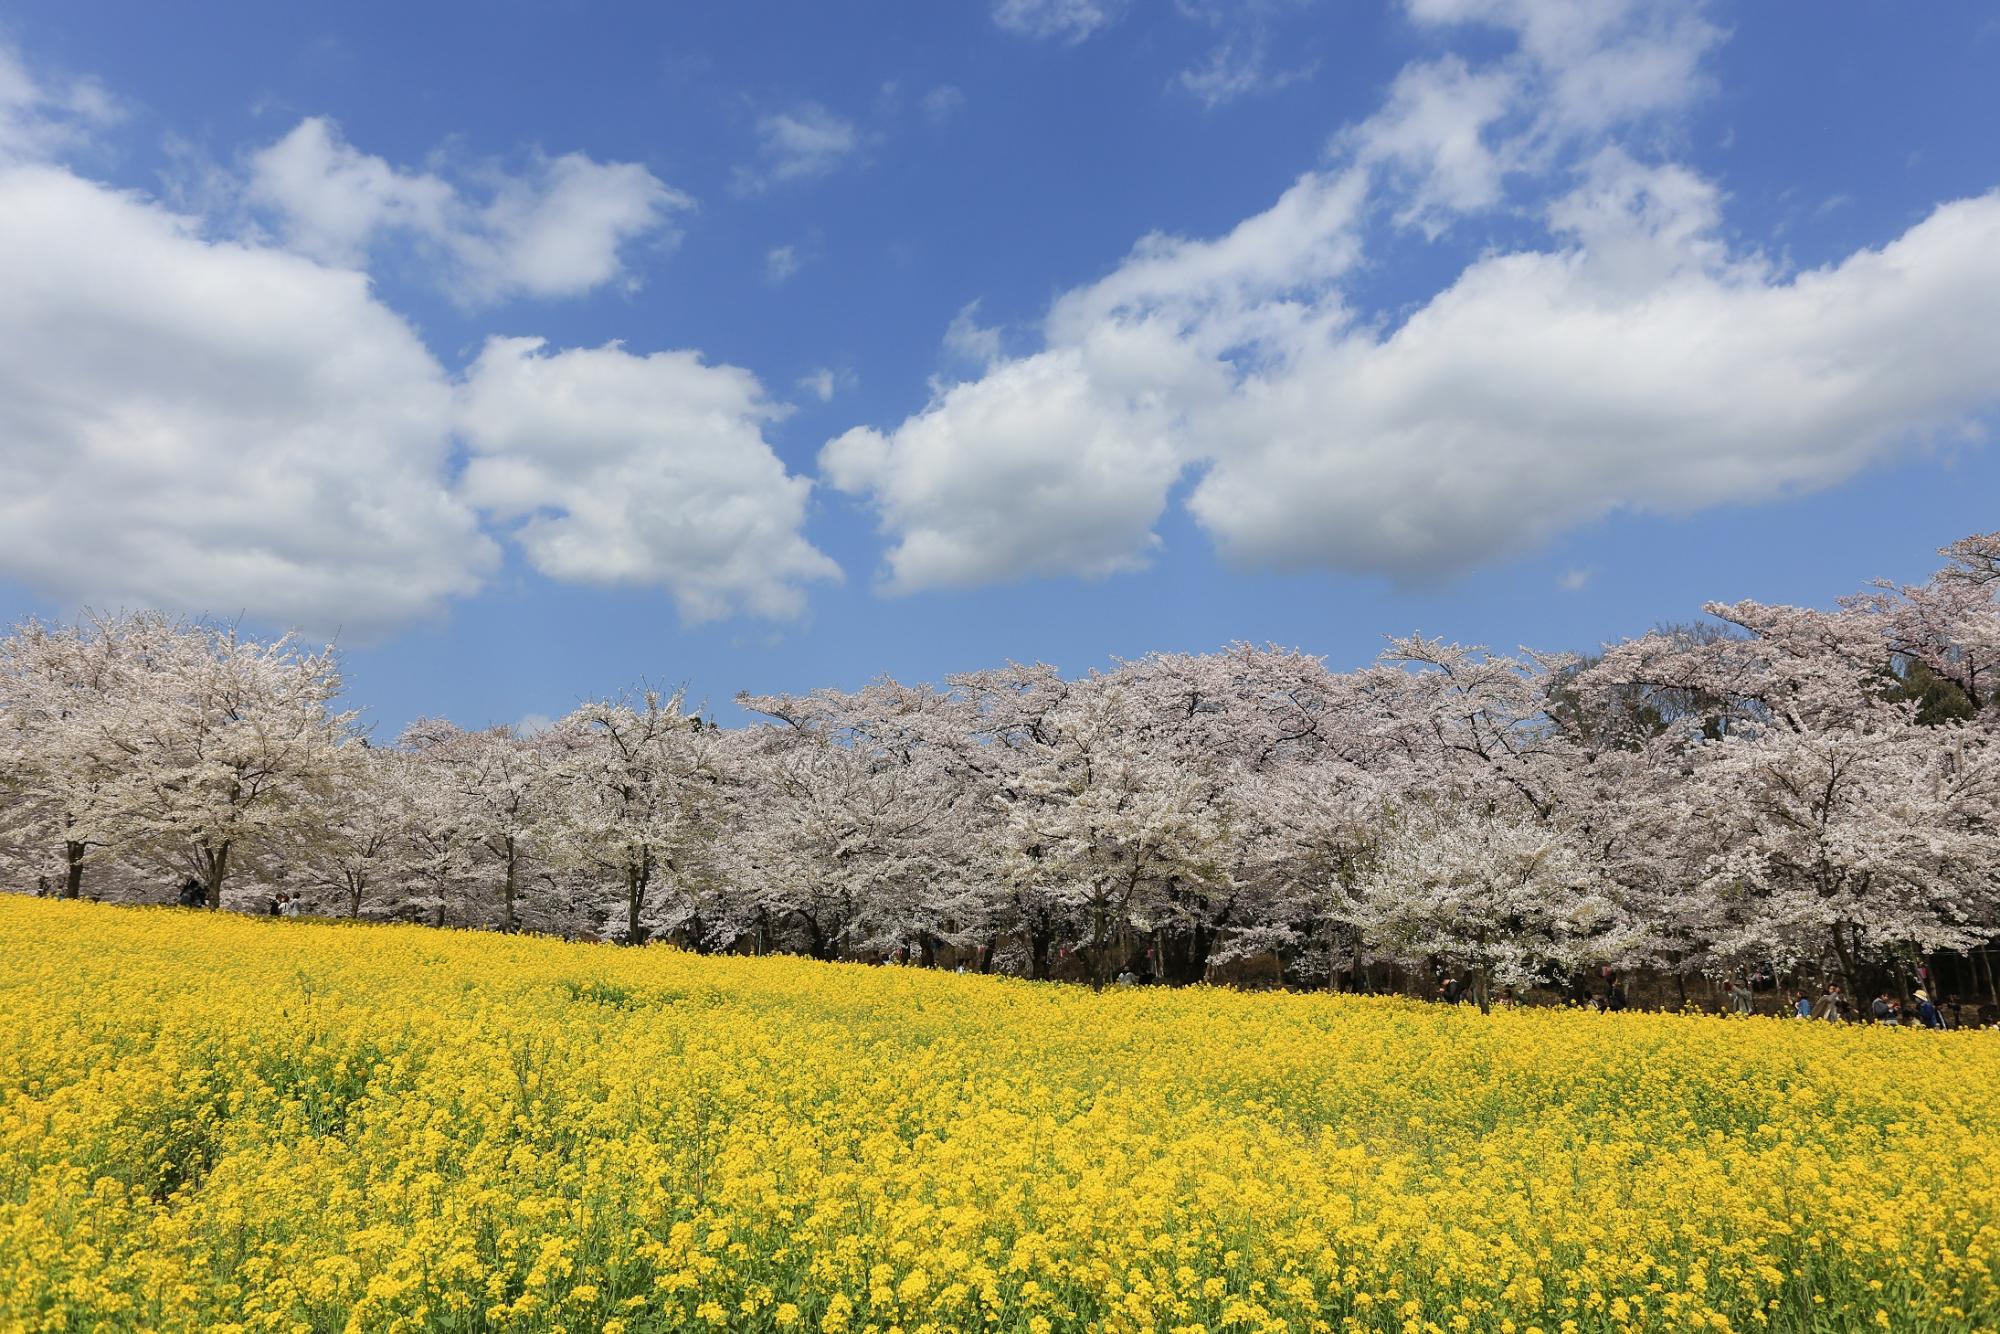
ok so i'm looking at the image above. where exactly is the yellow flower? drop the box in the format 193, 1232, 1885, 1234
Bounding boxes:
1, 898, 1996, 1334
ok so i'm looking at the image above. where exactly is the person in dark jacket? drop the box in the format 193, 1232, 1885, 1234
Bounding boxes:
1913, 990, 1945, 1030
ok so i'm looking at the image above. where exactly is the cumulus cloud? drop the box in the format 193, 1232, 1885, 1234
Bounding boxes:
1186, 162, 2000, 577
992, 0, 1129, 43
826, 0, 2000, 594
825, 169, 1364, 591
246, 117, 688, 305
733, 103, 860, 193
0, 41, 848, 631
823, 330, 1214, 592
457, 338, 841, 622
0, 163, 494, 636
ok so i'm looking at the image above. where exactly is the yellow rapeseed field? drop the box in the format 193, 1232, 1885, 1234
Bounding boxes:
1, 899, 1996, 1334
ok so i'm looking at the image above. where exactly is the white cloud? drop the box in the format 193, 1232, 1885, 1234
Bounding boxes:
828, 0, 2000, 595
992, 0, 1129, 42
1045, 169, 1369, 345
1405, 0, 1721, 120
458, 338, 841, 622
1558, 567, 1593, 592
1400, 0, 1723, 165
822, 324, 1222, 593
246, 117, 688, 305
942, 301, 1005, 367
826, 170, 1363, 592
0, 163, 494, 636
733, 104, 860, 193
1335, 0, 1724, 237
765, 243, 804, 283
1186, 163, 2000, 577
245, 118, 452, 265
1344, 56, 1519, 227
0, 41, 850, 631
0, 43, 117, 163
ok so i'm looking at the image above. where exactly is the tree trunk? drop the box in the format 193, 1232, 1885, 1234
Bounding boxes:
1027, 922, 1055, 981
1088, 901, 1110, 990
204, 843, 232, 910
624, 861, 650, 946
1829, 922, 1861, 1006
502, 836, 519, 933
1158, 924, 1216, 986
63, 840, 85, 899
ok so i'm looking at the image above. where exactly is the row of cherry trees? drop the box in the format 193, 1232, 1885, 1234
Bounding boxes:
5, 533, 2000, 1004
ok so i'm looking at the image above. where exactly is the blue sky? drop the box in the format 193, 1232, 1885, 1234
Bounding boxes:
1, 1, 1997, 735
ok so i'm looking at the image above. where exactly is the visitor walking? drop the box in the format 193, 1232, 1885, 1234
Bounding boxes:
1913, 990, 1945, 1030
1725, 977, 1754, 1016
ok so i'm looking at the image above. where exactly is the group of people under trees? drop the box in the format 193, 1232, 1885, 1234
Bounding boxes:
6, 532, 2000, 1016
1787, 982, 1965, 1029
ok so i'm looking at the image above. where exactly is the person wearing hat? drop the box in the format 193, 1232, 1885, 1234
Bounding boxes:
1913, 989, 1945, 1030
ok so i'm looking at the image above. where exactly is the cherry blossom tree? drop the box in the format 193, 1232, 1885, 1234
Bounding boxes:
1340, 802, 1613, 1008
0, 613, 144, 898
542, 688, 728, 946
6, 529, 2000, 1001
100, 622, 358, 909
293, 743, 411, 918
399, 719, 550, 931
